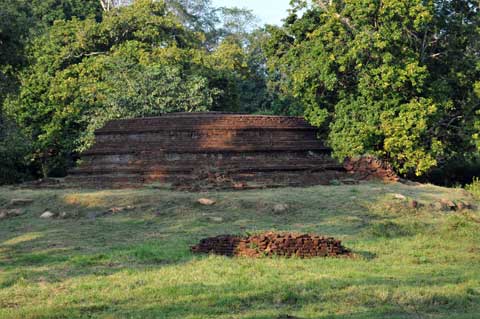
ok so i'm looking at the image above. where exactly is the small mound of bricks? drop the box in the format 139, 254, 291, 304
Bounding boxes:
190, 232, 351, 258
344, 156, 399, 182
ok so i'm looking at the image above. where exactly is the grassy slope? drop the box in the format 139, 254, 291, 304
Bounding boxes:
0, 182, 479, 319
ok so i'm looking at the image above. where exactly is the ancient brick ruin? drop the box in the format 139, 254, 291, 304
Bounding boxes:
67, 112, 397, 189
190, 232, 351, 258
67, 113, 345, 188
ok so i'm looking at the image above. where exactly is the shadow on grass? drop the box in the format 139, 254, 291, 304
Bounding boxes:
0, 203, 432, 289
353, 250, 377, 260
0, 214, 203, 288
10, 276, 478, 319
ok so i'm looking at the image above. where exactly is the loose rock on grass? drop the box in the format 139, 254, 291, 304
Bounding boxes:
273, 204, 289, 213
8, 198, 34, 207
40, 211, 56, 219
456, 201, 472, 211
429, 199, 474, 212
440, 199, 456, 210
197, 198, 216, 206
408, 200, 420, 209
393, 194, 407, 200
108, 206, 135, 214
0, 209, 23, 220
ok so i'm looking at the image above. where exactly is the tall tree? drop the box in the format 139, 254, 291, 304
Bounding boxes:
265, 0, 480, 175
0, 1, 29, 107
7, 0, 223, 176
165, 0, 258, 48
29, 0, 102, 27
1, 0, 102, 111
0, 0, 104, 182
0, 1, 32, 184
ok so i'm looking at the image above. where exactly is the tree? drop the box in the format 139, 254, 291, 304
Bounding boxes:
99, 0, 133, 11
0, 0, 102, 97
0, 0, 105, 183
165, 0, 219, 36
0, 0, 103, 116
7, 0, 219, 176
165, 0, 258, 48
0, 1, 29, 108
29, 0, 102, 28
265, 0, 480, 175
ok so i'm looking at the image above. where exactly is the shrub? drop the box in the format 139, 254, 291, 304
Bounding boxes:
0, 118, 31, 184
466, 177, 480, 199
414, 157, 480, 187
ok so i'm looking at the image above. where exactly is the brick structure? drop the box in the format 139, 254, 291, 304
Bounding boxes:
190, 232, 351, 258
344, 156, 399, 182
67, 112, 350, 188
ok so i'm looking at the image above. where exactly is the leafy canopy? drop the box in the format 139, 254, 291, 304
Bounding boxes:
6, 0, 273, 177
7, 0, 220, 175
265, 0, 480, 175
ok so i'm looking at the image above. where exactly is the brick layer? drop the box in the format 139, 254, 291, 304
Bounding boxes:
190, 232, 351, 258
67, 113, 347, 188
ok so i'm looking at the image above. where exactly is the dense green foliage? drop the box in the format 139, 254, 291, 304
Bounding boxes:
0, 0, 103, 183
0, 0, 102, 83
475, 70, 480, 149
0, 120, 31, 185
0, 0, 101, 92
0, 1, 28, 99
5, 0, 269, 177
28, 0, 102, 27
265, 0, 480, 175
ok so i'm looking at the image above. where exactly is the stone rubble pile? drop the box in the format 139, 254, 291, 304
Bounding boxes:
344, 156, 399, 182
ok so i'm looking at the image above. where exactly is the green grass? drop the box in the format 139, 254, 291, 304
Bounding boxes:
0, 182, 479, 318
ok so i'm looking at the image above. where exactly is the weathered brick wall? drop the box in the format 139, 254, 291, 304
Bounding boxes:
86, 113, 329, 154
67, 113, 393, 189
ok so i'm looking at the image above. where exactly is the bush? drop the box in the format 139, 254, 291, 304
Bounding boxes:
414, 157, 480, 187
0, 118, 31, 184
466, 177, 480, 199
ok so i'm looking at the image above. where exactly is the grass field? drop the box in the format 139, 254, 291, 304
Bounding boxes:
0, 182, 479, 319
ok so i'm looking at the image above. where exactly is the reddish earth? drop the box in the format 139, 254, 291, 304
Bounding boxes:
190, 232, 352, 258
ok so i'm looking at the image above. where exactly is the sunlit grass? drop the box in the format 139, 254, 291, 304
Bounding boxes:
0, 182, 479, 318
